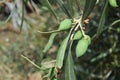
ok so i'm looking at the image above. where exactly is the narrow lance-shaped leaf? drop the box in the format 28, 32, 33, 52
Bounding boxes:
41, 0, 58, 19
43, 33, 57, 53
20, 0, 25, 32
56, 33, 71, 69
21, 55, 43, 70
48, 68, 56, 79
42, 19, 72, 53
96, 0, 108, 36
82, 0, 97, 20
38, 19, 72, 34
65, 44, 76, 80
91, 52, 107, 62
55, 0, 71, 18
75, 0, 80, 12
67, 0, 74, 18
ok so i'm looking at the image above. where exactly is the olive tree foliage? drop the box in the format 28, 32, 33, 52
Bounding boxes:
38, 0, 120, 80
1, 0, 120, 80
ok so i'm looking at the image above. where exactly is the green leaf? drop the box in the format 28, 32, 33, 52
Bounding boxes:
75, 0, 80, 12
91, 52, 107, 62
55, 0, 71, 18
43, 33, 57, 53
38, 19, 72, 34
67, 0, 74, 18
21, 55, 47, 70
110, 19, 120, 27
20, 0, 25, 32
41, 0, 58, 19
82, 0, 97, 20
56, 33, 71, 69
96, 0, 108, 36
48, 68, 56, 79
65, 43, 76, 80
